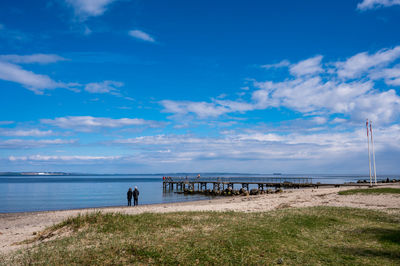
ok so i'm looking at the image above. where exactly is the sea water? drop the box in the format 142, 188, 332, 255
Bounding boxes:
0, 174, 395, 213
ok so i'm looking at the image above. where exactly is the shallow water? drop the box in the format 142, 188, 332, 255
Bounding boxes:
0, 174, 396, 213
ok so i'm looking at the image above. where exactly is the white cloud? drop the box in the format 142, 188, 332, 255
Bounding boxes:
65, 0, 119, 19
0, 54, 124, 94
0, 54, 66, 64
84, 80, 123, 94
160, 100, 229, 118
261, 60, 290, 69
108, 124, 400, 166
161, 97, 269, 118
254, 77, 400, 124
370, 64, 400, 86
112, 135, 222, 146
214, 99, 255, 113
5, 124, 400, 172
128, 30, 155, 43
289, 55, 323, 76
161, 47, 400, 124
41, 116, 162, 131
336, 46, 400, 79
9, 154, 120, 161
311, 116, 328, 125
0, 61, 68, 94
0, 139, 75, 149
357, 0, 400, 10
0, 129, 53, 137
331, 118, 347, 124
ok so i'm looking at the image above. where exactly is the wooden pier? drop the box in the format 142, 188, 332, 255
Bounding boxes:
162, 176, 382, 193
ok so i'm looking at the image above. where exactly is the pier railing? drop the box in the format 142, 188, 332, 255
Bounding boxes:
164, 176, 313, 184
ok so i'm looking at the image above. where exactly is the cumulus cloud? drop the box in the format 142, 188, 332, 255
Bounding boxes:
335, 46, 400, 79
65, 0, 120, 19
162, 46, 400, 124
254, 77, 400, 124
84, 80, 123, 94
0, 54, 66, 64
0, 129, 54, 137
128, 30, 155, 42
357, 0, 400, 10
41, 116, 163, 131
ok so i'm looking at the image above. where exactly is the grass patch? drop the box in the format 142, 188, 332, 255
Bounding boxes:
339, 188, 400, 195
6, 207, 400, 265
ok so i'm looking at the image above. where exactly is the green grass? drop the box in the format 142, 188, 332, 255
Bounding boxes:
339, 188, 400, 195
4, 207, 400, 265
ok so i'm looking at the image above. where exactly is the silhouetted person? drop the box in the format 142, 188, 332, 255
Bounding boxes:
127, 188, 133, 206
133, 186, 139, 206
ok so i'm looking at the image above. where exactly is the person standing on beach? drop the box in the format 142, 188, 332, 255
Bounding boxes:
127, 188, 133, 206
133, 186, 140, 206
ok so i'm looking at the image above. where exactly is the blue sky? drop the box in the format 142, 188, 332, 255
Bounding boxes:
1, 0, 400, 174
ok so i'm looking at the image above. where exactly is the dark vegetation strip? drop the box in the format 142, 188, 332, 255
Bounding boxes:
5, 207, 400, 265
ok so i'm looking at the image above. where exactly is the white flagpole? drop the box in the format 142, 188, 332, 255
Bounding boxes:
370, 122, 377, 185
366, 119, 372, 186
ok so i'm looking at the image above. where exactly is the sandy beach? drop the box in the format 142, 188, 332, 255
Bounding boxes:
1, 184, 399, 255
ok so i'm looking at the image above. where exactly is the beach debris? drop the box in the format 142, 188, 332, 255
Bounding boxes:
250, 189, 260, 195
277, 257, 284, 264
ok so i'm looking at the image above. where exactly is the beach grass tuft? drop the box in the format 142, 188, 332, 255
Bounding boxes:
339, 187, 400, 195
6, 207, 400, 265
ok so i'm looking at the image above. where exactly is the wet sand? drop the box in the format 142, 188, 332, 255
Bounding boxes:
1, 184, 399, 255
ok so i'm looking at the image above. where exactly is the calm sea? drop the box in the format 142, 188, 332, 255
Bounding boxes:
0, 174, 396, 213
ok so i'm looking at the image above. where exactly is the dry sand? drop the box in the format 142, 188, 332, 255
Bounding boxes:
1, 184, 399, 255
